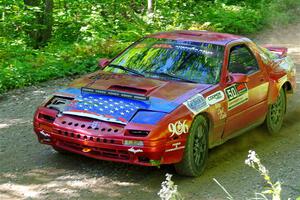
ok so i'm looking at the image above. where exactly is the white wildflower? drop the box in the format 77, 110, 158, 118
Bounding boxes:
80, 26, 89, 32
158, 174, 183, 200
245, 150, 281, 200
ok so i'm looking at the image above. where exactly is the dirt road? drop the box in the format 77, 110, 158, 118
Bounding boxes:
1, 24, 300, 200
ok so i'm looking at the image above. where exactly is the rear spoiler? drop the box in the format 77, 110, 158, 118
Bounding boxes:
262, 45, 288, 58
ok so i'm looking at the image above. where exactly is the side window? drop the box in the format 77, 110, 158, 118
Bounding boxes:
228, 45, 259, 75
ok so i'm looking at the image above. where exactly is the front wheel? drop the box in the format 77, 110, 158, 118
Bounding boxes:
266, 88, 286, 134
175, 115, 209, 177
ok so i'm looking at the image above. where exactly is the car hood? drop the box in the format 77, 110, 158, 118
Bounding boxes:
54, 71, 211, 124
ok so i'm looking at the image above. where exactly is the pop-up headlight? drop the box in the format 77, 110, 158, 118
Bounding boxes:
46, 96, 74, 112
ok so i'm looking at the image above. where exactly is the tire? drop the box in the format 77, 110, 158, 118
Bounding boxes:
266, 88, 286, 134
175, 115, 209, 177
52, 146, 70, 154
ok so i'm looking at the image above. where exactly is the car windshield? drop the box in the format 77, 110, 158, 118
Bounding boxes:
105, 37, 225, 84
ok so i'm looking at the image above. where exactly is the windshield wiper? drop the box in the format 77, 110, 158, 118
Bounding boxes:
108, 64, 144, 77
146, 71, 197, 83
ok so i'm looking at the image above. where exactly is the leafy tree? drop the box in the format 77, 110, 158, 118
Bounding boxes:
0, 0, 299, 93
24, 0, 53, 48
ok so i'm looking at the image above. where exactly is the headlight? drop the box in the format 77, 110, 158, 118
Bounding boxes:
130, 111, 166, 125
46, 96, 74, 112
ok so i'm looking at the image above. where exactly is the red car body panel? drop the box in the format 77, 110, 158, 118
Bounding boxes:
33, 31, 296, 166
69, 71, 210, 102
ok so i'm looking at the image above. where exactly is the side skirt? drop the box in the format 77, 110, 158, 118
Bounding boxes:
209, 117, 265, 149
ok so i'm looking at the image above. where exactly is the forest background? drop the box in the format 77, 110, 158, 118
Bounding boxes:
1, 0, 299, 93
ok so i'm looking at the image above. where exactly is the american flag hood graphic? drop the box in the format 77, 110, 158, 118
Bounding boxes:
51, 72, 211, 125
54, 87, 180, 125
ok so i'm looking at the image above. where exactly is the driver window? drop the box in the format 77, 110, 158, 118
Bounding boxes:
228, 45, 259, 75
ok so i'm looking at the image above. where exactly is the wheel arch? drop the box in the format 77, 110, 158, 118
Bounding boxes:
282, 81, 293, 94
268, 80, 291, 104
195, 112, 212, 133
194, 111, 214, 146
277, 81, 291, 113
174, 111, 210, 176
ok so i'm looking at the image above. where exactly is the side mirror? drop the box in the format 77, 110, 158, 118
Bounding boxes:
228, 73, 249, 83
98, 58, 110, 69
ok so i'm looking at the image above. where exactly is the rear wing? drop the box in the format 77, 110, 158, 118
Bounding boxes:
262, 45, 288, 58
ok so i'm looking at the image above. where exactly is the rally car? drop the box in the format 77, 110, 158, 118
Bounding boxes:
33, 31, 296, 176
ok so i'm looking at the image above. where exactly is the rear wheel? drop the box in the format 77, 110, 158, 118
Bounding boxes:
175, 115, 209, 177
266, 88, 286, 134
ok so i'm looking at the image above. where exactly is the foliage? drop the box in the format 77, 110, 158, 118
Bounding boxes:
0, 0, 299, 93
158, 173, 183, 200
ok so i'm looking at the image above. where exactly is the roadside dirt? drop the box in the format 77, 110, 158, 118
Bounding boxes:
1, 23, 300, 200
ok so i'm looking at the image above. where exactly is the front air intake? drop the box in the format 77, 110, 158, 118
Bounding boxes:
127, 130, 150, 137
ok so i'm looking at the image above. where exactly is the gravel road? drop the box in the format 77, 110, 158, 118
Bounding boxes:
1, 24, 300, 200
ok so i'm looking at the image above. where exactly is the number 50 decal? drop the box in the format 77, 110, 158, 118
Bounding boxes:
225, 83, 249, 110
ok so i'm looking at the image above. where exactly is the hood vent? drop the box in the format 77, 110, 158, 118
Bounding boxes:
108, 85, 148, 95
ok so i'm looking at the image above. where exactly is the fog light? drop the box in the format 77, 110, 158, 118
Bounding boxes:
82, 148, 92, 153
124, 140, 144, 146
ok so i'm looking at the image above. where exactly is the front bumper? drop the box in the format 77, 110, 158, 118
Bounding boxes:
33, 107, 184, 166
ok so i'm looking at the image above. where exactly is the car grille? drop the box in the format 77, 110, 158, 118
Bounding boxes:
51, 115, 124, 145
56, 117, 122, 134
53, 128, 123, 145
58, 140, 130, 160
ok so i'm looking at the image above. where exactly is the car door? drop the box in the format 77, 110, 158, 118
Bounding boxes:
222, 43, 269, 138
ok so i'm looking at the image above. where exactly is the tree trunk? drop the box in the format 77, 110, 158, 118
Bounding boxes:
147, 0, 153, 15
24, 0, 53, 49
41, 0, 53, 46
24, 0, 40, 6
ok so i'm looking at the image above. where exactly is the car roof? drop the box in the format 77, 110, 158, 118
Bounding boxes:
147, 30, 247, 46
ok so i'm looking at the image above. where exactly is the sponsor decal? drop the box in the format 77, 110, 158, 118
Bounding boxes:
152, 44, 173, 49
135, 43, 147, 48
225, 83, 249, 110
183, 94, 209, 114
168, 120, 189, 137
215, 104, 227, 120
174, 45, 214, 55
39, 130, 51, 142
206, 91, 225, 105
128, 147, 143, 154
165, 142, 185, 152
